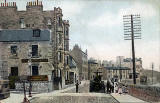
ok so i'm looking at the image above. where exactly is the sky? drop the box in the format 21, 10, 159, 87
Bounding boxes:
2, 0, 160, 71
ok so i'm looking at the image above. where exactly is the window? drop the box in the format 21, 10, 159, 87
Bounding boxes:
20, 18, 25, 29
58, 52, 62, 62
57, 33, 62, 44
59, 34, 62, 44
11, 46, 17, 56
65, 55, 69, 65
32, 45, 38, 57
33, 29, 41, 37
11, 67, 18, 76
58, 17, 62, 26
66, 28, 69, 36
32, 66, 38, 76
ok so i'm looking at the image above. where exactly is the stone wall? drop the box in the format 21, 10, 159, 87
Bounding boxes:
127, 84, 160, 102
15, 81, 53, 93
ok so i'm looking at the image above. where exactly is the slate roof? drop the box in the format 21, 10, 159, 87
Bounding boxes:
0, 29, 50, 42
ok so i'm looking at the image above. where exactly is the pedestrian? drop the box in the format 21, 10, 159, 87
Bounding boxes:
75, 80, 79, 93
114, 82, 118, 93
118, 85, 122, 95
109, 79, 114, 93
106, 79, 110, 93
122, 84, 125, 94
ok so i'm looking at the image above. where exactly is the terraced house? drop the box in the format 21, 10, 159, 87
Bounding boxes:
0, 0, 78, 92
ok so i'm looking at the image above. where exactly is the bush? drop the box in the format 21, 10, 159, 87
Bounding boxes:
8, 76, 20, 89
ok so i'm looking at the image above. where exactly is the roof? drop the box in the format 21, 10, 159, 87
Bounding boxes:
88, 60, 98, 64
0, 29, 50, 42
104, 67, 130, 70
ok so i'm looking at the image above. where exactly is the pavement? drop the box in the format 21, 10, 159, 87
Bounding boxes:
111, 93, 149, 103
0, 81, 88, 103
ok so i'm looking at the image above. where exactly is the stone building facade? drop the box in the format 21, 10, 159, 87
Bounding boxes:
123, 58, 143, 79
0, 29, 54, 92
70, 44, 88, 81
103, 67, 130, 82
102, 57, 143, 82
0, 0, 75, 90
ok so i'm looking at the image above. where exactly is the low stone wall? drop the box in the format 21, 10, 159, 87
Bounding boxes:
15, 81, 53, 93
128, 84, 160, 102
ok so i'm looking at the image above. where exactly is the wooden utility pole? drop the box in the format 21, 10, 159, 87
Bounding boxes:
152, 63, 154, 85
123, 14, 141, 84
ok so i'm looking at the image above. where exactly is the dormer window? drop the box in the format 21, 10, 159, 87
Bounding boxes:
33, 29, 41, 37
20, 18, 25, 29
47, 19, 51, 26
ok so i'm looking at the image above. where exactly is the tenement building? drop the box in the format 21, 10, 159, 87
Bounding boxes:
70, 44, 88, 81
0, 0, 76, 91
0, 29, 54, 92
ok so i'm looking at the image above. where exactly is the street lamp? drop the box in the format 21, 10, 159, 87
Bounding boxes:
20, 76, 29, 103
28, 48, 32, 97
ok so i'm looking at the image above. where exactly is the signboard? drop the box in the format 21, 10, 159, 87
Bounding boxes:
21, 59, 48, 63
28, 75, 48, 81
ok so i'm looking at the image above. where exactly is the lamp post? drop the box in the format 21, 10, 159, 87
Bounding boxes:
28, 49, 32, 97
23, 81, 27, 102
21, 76, 29, 103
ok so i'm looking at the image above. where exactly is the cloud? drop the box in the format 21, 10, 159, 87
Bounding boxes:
88, 12, 122, 28
58, 1, 86, 19
119, 2, 156, 19
88, 1, 157, 29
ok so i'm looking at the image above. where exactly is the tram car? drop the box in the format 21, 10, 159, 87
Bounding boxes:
89, 71, 105, 93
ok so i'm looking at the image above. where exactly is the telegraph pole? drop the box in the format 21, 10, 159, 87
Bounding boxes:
123, 14, 141, 84
152, 63, 154, 85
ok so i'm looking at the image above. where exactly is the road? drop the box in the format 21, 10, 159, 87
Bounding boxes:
1, 81, 148, 103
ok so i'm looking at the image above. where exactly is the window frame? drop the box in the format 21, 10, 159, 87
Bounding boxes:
10, 45, 18, 56
11, 67, 18, 76
32, 65, 39, 76
31, 45, 38, 57
33, 29, 41, 37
